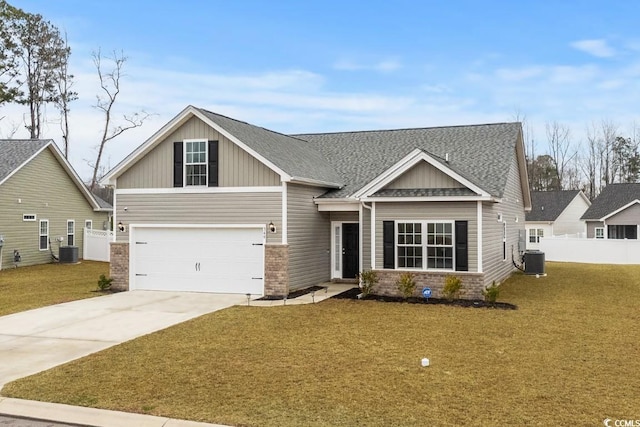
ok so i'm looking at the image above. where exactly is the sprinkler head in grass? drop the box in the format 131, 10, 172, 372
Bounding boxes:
421, 358, 430, 367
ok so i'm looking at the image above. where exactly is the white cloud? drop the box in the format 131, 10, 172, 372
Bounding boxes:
333, 58, 402, 73
496, 66, 544, 81
570, 39, 616, 58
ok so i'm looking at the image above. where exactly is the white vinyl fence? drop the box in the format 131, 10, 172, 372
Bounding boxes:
539, 237, 640, 264
83, 228, 113, 262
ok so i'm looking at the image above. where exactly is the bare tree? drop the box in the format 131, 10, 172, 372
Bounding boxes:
580, 122, 601, 200
89, 49, 151, 190
599, 119, 618, 187
546, 121, 575, 190
55, 31, 76, 158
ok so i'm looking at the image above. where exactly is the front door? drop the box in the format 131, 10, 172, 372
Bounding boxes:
342, 223, 359, 279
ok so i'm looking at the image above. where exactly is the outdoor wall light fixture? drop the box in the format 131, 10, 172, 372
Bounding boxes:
117, 221, 125, 232
268, 221, 276, 233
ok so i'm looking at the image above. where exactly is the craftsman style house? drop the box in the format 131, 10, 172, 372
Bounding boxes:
101, 106, 531, 299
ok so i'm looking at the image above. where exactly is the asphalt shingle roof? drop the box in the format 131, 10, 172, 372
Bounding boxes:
581, 183, 640, 220
0, 139, 50, 183
197, 108, 343, 186
294, 123, 522, 198
526, 190, 581, 222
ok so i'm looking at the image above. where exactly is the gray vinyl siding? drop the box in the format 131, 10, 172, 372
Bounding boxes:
118, 116, 281, 189
0, 148, 109, 268
553, 195, 590, 236
606, 203, 640, 225
330, 212, 358, 222
114, 191, 282, 244
586, 221, 604, 238
287, 184, 331, 290
385, 161, 464, 190
482, 152, 526, 286
374, 202, 478, 272
362, 205, 371, 270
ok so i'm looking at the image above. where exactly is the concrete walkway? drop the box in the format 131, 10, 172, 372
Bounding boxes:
0, 284, 355, 426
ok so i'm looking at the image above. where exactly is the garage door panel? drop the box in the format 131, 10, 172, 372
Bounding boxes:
131, 227, 265, 295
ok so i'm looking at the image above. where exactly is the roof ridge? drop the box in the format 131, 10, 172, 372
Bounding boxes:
293, 122, 520, 137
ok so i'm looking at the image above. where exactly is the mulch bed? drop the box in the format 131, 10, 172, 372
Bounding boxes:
332, 287, 517, 310
256, 285, 327, 301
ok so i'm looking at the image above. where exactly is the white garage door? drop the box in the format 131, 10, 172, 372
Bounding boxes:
130, 226, 265, 295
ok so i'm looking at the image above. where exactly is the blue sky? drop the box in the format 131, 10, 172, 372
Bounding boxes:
2, 0, 640, 180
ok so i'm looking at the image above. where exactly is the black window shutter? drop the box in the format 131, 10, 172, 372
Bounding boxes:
208, 140, 218, 187
173, 141, 183, 187
455, 220, 468, 271
383, 221, 395, 269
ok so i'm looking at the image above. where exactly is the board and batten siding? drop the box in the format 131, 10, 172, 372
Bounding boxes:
118, 116, 280, 189
481, 152, 526, 286
0, 148, 108, 268
287, 184, 330, 290
374, 202, 478, 272
553, 195, 590, 236
384, 161, 464, 190
114, 192, 281, 244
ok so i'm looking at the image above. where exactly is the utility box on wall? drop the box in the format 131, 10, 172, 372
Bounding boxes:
59, 246, 79, 263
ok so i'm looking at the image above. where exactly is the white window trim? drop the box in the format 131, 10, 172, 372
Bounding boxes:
595, 227, 604, 239
183, 138, 208, 187
67, 220, 75, 246
39, 219, 49, 251
395, 220, 455, 272
85, 220, 92, 230
23, 214, 36, 222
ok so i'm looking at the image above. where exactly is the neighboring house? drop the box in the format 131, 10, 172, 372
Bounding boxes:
100, 106, 531, 299
581, 183, 640, 239
525, 190, 591, 249
0, 139, 112, 269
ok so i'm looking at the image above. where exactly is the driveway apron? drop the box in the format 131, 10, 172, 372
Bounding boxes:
0, 291, 246, 389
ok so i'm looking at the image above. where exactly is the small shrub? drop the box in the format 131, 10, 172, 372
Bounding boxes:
442, 275, 462, 301
396, 272, 416, 299
97, 274, 113, 291
483, 281, 500, 305
357, 270, 378, 297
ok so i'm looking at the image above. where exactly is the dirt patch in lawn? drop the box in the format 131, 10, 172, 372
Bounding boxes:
332, 286, 517, 309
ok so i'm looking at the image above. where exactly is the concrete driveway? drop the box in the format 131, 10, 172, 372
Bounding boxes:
0, 291, 246, 388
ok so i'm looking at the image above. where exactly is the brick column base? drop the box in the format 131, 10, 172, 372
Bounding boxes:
109, 242, 129, 292
265, 244, 289, 297
373, 270, 485, 300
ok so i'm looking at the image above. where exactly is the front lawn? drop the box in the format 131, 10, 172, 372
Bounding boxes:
3, 263, 639, 426
0, 261, 108, 316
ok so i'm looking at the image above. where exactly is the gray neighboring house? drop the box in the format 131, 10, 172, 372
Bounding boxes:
525, 190, 591, 249
101, 105, 531, 299
0, 139, 112, 269
581, 183, 640, 239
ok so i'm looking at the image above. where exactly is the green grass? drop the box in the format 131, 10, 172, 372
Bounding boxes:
3, 262, 640, 426
0, 261, 109, 316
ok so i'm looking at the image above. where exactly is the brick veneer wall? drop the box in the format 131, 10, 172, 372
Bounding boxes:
265, 244, 289, 297
374, 270, 486, 300
109, 242, 129, 291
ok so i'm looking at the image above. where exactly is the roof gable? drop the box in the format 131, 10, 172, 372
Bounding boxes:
526, 190, 584, 222
581, 183, 640, 220
0, 139, 108, 211
102, 106, 342, 188
384, 160, 465, 190
355, 149, 490, 199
